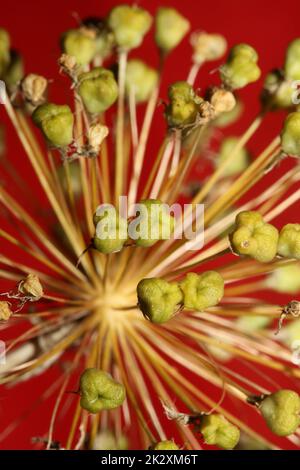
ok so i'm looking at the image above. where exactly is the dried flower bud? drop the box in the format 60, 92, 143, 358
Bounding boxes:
229, 211, 279, 263
281, 112, 300, 157
0, 28, 10, 77
166, 81, 201, 128
284, 38, 300, 81
93, 206, 128, 254
220, 43, 261, 90
21, 74, 48, 106
133, 199, 175, 248
260, 390, 300, 436
278, 224, 300, 259
199, 414, 240, 450
19, 273, 43, 301
108, 5, 152, 50
198, 101, 216, 124
209, 88, 236, 115
0, 301, 13, 321
266, 264, 300, 294
32, 103, 74, 148
87, 123, 108, 155
155, 7, 190, 53
125, 59, 158, 103
217, 137, 249, 177
61, 28, 96, 65
137, 278, 183, 324
180, 271, 224, 311
58, 53, 77, 75
191, 32, 227, 64
79, 368, 126, 413
153, 440, 179, 450
78, 67, 118, 114
3, 50, 24, 90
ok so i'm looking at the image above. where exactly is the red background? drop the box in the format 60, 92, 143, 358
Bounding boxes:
1, 0, 300, 450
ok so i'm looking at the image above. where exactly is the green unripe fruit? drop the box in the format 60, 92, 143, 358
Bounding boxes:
0, 28, 10, 77
108, 5, 152, 50
153, 440, 179, 450
180, 271, 224, 311
220, 43, 261, 90
229, 211, 279, 263
260, 390, 300, 436
78, 67, 118, 115
217, 137, 249, 177
137, 278, 183, 324
32, 103, 74, 147
278, 224, 300, 259
155, 8, 190, 53
93, 206, 128, 254
263, 71, 294, 110
125, 59, 158, 103
236, 315, 272, 333
79, 368, 126, 414
166, 81, 201, 128
61, 29, 96, 65
266, 263, 300, 294
284, 38, 300, 81
281, 112, 300, 157
133, 199, 175, 248
199, 414, 240, 450
3, 50, 24, 89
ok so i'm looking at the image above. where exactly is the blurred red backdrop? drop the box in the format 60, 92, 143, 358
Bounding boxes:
1, 0, 300, 450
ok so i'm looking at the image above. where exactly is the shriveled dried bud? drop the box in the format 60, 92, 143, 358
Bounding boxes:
191, 32, 227, 64
58, 53, 77, 75
18, 274, 43, 301
209, 87, 236, 115
21, 74, 48, 106
0, 301, 12, 321
87, 123, 109, 154
198, 100, 216, 124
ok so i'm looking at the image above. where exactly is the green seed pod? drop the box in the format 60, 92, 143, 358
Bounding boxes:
260, 390, 300, 436
79, 368, 126, 414
278, 224, 300, 259
166, 81, 201, 128
137, 278, 183, 324
236, 315, 272, 333
125, 59, 158, 103
284, 38, 300, 81
199, 414, 240, 450
220, 43, 261, 90
180, 271, 224, 311
78, 67, 118, 115
61, 28, 96, 65
153, 440, 179, 450
132, 199, 175, 248
155, 7, 190, 53
266, 263, 300, 294
281, 112, 300, 157
32, 103, 74, 147
229, 211, 279, 263
3, 50, 24, 89
108, 5, 152, 50
262, 71, 294, 110
93, 206, 128, 254
0, 28, 10, 77
217, 137, 249, 177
